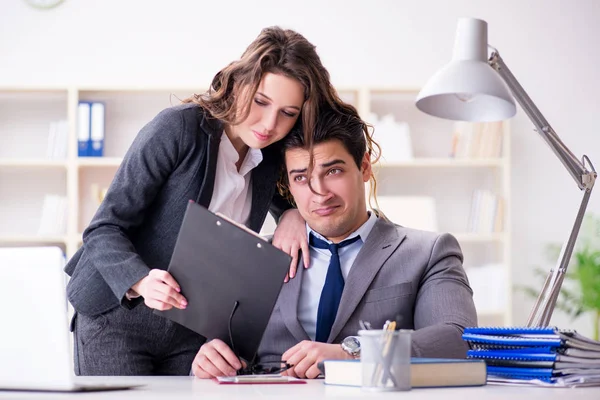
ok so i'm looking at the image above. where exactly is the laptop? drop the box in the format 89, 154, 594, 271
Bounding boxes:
0, 246, 141, 392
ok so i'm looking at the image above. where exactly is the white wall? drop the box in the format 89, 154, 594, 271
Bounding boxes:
2, 0, 599, 333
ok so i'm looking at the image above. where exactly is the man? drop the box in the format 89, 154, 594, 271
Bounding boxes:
191, 106, 477, 379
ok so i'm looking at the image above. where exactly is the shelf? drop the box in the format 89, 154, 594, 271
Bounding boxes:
77, 86, 206, 92
368, 87, 421, 94
0, 86, 69, 92
0, 85, 512, 326
77, 157, 123, 168
377, 158, 506, 168
73, 157, 508, 169
0, 159, 68, 168
453, 233, 506, 243
0, 235, 68, 245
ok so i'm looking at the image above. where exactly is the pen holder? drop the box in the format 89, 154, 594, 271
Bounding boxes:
358, 329, 411, 392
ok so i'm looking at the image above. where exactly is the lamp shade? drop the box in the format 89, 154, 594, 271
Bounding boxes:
416, 18, 516, 122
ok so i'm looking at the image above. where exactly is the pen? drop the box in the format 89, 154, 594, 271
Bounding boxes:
370, 320, 400, 388
359, 320, 372, 331
380, 321, 398, 386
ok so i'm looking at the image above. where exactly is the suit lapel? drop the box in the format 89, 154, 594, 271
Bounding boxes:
196, 113, 223, 207
278, 260, 311, 342
248, 159, 278, 232
327, 219, 406, 342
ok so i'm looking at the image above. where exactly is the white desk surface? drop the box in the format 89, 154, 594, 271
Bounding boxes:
1, 377, 599, 399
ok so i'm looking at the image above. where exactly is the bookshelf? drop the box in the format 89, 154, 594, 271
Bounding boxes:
0, 86, 512, 326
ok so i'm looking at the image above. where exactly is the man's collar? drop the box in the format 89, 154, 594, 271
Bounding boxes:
306, 211, 378, 246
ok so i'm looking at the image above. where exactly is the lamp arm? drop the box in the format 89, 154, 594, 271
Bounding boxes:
528, 187, 594, 326
488, 49, 597, 327
489, 50, 594, 190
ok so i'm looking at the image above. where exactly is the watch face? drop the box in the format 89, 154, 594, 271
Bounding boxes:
343, 336, 360, 353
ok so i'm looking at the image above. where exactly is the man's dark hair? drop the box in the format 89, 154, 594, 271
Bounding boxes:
283, 106, 367, 167
278, 105, 380, 200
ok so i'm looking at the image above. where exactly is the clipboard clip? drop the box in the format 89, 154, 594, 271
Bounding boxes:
215, 212, 268, 243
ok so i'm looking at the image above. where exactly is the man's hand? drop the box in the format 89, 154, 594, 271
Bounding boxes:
130, 269, 187, 311
272, 209, 310, 282
281, 340, 351, 379
192, 339, 245, 379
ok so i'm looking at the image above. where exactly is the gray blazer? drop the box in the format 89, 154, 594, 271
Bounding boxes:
65, 104, 289, 317
257, 217, 477, 360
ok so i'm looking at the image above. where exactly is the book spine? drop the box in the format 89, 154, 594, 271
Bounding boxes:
89, 102, 105, 157
77, 102, 91, 157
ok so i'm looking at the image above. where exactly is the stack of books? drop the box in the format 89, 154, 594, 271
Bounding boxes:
450, 121, 503, 159
467, 189, 504, 234
37, 194, 68, 236
463, 326, 600, 387
46, 120, 68, 160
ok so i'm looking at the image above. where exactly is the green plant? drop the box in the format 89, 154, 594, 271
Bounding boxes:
520, 213, 600, 340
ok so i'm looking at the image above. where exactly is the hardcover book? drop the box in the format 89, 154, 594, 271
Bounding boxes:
322, 358, 487, 388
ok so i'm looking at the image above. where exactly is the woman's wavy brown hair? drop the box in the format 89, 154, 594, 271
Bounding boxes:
183, 26, 345, 151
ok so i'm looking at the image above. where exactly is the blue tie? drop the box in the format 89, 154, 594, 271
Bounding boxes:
310, 233, 361, 343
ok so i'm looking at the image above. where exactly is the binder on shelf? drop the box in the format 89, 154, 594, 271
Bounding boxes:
450, 121, 504, 159
90, 102, 105, 157
77, 102, 91, 157
467, 189, 504, 234
37, 195, 68, 236
46, 121, 57, 159
46, 119, 68, 160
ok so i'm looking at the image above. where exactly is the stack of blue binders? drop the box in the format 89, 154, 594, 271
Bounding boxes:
462, 326, 600, 387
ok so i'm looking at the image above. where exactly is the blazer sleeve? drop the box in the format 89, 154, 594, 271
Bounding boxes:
411, 233, 477, 358
77, 107, 187, 305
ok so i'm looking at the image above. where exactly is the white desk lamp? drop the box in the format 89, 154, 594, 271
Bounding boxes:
416, 18, 596, 327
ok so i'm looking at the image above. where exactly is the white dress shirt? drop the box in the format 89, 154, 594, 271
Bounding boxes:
298, 212, 378, 340
126, 132, 262, 300
208, 132, 263, 227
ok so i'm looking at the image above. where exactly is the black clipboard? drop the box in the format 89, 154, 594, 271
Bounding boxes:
155, 201, 291, 362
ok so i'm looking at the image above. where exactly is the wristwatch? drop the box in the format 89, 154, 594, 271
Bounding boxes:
341, 336, 361, 358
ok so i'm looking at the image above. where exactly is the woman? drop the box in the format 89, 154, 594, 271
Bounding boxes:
65, 26, 345, 376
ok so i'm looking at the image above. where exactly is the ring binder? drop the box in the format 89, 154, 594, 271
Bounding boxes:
464, 326, 558, 335
462, 333, 562, 347
462, 326, 600, 387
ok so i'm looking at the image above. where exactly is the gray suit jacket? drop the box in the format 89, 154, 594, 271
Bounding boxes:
257, 217, 477, 361
65, 104, 290, 317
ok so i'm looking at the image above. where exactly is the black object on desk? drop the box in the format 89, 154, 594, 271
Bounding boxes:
155, 201, 291, 362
